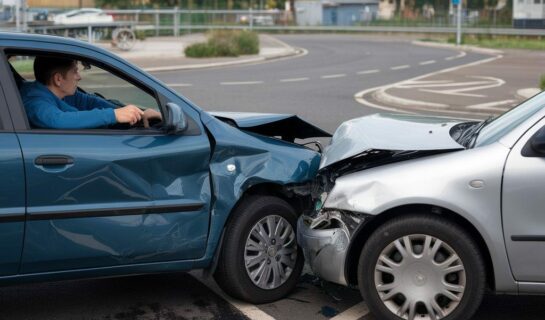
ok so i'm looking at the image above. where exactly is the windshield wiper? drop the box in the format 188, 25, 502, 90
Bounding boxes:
460, 116, 495, 148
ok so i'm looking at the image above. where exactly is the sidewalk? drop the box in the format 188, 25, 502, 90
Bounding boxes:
95, 33, 300, 72
358, 45, 545, 119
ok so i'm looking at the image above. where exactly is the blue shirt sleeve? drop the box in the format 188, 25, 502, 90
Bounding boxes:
25, 96, 117, 129
64, 90, 118, 111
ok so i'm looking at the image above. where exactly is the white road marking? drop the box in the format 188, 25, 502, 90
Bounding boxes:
465, 99, 516, 111
280, 77, 309, 82
321, 74, 346, 79
375, 88, 449, 108
445, 51, 466, 60
166, 83, 193, 87
354, 54, 503, 118
419, 60, 436, 65
419, 76, 505, 98
330, 302, 370, 320
391, 65, 410, 70
399, 80, 489, 89
192, 272, 276, 320
220, 81, 264, 85
357, 69, 380, 75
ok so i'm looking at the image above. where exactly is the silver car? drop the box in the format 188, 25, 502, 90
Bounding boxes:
298, 92, 545, 320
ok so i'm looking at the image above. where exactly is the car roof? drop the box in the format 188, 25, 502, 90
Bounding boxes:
0, 32, 115, 57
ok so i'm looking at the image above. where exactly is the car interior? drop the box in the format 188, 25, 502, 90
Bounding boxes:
7, 53, 164, 130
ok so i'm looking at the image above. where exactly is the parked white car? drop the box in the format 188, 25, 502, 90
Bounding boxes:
53, 8, 113, 25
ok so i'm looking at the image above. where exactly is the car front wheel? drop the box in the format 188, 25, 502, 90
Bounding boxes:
214, 195, 304, 304
358, 215, 486, 320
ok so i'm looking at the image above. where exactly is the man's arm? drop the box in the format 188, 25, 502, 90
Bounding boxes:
64, 90, 117, 111
25, 96, 117, 129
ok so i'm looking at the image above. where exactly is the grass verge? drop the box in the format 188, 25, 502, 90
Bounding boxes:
447, 35, 545, 50
184, 30, 259, 58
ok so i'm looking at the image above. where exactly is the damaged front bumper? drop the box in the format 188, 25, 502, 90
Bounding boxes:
297, 209, 368, 286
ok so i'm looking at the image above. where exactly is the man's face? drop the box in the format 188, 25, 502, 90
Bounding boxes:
55, 62, 81, 96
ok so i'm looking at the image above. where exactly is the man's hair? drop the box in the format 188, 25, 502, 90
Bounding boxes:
34, 56, 76, 85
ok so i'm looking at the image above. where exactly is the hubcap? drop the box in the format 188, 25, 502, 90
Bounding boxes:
374, 234, 466, 320
244, 215, 297, 290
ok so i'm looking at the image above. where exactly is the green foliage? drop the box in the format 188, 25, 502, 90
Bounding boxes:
135, 30, 148, 40
184, 30, 259, 57
233, 30, 259, 54
540, 74, 545, 91
447, 35, 545, 50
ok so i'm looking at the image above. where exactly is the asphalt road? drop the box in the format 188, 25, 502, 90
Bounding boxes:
151, 34, 488, 133
3, 34, 545, 320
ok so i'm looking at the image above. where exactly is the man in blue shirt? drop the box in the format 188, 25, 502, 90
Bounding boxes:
19, 56, 161, 129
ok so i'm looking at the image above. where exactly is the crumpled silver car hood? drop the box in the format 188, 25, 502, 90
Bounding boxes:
320, 113, 465, 169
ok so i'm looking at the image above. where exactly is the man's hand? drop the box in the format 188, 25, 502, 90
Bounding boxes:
114, 105, 144, 125
142, 109, 163, 128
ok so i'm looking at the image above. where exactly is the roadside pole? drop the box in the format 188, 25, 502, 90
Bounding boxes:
454, 0, 462, 45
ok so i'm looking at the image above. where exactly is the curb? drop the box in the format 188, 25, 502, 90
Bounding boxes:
412, 40, 503, 56
120, 35, 303, 72
140, 48, 304, 72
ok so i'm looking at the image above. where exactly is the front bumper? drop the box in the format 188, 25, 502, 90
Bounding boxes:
297, 216, 349, 286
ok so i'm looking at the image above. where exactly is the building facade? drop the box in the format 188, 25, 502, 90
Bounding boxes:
513, 0, 545, 28
295, 0, 378, 26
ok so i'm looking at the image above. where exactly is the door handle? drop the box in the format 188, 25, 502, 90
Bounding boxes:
35, 155, 74, 166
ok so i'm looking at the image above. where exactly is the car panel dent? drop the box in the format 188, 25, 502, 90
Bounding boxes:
301, 141, 517, 291
209, 111, 331, 140
320, 113, 465, 169
301, 143, 517, 292
199, 117, 322, 265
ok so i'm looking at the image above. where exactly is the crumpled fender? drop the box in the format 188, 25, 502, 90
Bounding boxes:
195, 115, 321, 266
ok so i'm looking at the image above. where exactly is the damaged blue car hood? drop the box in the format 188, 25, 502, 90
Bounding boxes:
210, 111, 331, 140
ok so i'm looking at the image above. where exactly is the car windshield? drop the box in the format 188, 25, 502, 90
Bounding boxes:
474, 91, 545, 147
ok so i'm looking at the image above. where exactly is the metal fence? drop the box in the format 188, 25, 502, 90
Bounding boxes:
3, 7, 545, 38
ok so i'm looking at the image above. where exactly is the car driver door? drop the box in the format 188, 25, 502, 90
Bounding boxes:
4, 51, 212, 274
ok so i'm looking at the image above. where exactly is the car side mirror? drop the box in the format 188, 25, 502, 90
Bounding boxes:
165, 102, 187, 134
531, 129, 545, 156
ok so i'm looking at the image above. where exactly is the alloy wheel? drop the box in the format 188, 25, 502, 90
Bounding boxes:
244, 215, 298, 290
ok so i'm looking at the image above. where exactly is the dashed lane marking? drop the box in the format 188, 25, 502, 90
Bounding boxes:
357, 69, 380, 75
280, 77, 309, 82
419, 60, 436, 65
321, 74, 347, 79
445, 51, 466, 60
220, 81, 264, 85
330, 302, 370, 320
167, 83, 193, 87
391, 65, 410, 70
192, 272, 276, 320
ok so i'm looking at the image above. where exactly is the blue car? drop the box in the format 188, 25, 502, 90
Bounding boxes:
0, 32, 329, 303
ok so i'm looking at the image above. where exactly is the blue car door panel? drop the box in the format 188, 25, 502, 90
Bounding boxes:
0, 133, 25, 276
18, 131, 211, 273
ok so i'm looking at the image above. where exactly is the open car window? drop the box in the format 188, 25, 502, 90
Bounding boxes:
9, 55, 161, 113
8, 54, 164, 131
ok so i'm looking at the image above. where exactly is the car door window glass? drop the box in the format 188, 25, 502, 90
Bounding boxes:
9, 54, 162, 129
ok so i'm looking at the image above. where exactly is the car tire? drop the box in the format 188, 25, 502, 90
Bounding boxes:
214, 195, 304, 304
358, 214, 486, 320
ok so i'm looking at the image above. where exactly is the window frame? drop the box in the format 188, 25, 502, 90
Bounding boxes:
3, 47, 171, 136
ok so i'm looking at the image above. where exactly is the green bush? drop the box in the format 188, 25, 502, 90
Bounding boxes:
184, 30, 260, 58
541, 74, 545, 91
235, 30, 259, 55
184, 43, 217, 57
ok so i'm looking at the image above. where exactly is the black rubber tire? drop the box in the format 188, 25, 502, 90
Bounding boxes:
214, 195, 304, 304
358, 214, 486, 320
